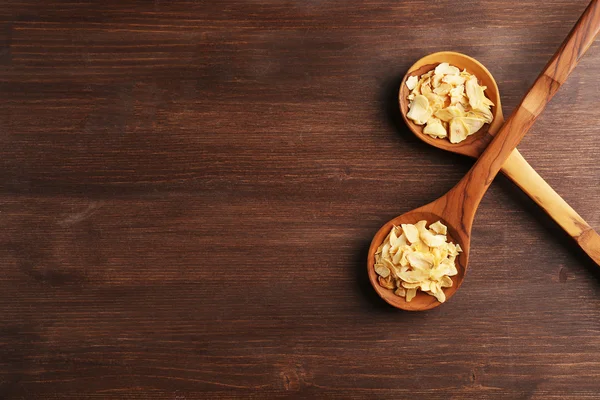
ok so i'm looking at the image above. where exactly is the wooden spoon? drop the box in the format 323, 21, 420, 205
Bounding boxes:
368, 0, 600, 311
399, 51, 600, 267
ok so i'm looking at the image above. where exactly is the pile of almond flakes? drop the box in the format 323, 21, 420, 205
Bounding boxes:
405, 62, 495, 143
374, 220, 461, 303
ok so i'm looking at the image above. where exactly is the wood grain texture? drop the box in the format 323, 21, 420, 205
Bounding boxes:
1, 0, 600, 398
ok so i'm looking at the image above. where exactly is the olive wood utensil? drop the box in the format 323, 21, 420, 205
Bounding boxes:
368, 0, 600, 311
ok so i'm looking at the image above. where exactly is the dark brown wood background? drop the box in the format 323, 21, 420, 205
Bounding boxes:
1, 1, 600, 399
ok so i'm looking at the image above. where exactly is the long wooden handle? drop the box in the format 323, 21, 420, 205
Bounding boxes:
502, 149, 600, 266
450, 0, 600, 232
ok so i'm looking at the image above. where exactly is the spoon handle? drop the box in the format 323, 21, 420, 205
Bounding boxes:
502, 149, 600, 266
448, 0, 600, 232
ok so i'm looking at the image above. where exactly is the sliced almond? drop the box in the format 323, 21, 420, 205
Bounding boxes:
374, 264, 390, 278
442, 74, 466, 86
401, 223, 420, 244
449, 117, 469, 144
433, 83, 453, 96
406, 75, 418, 90
432, 73, 444, 87
457, 116, 485, 136
420, 82, 433, 96
378, 275, 395, 290
431, 287, 446, 303
406, 95, 432, 125
398, 269, 429, 284
417, 222, 447, 247
434, 62, 460, 76
424, 92, 445, 111
434, 105, 464, 122
440, 276, 453, 288
465, 76, 483, 109
429, 221, 448, 235
423, 118, 448, 138
406, 252, 434, 270
401, 281, 421, 289
469, 107, 493, 124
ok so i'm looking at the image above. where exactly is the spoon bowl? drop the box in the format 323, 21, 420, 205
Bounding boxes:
367, 208, 468, 311
399, 51, 505, 157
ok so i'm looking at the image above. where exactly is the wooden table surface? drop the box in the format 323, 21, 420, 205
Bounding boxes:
1, 1, 600, 399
